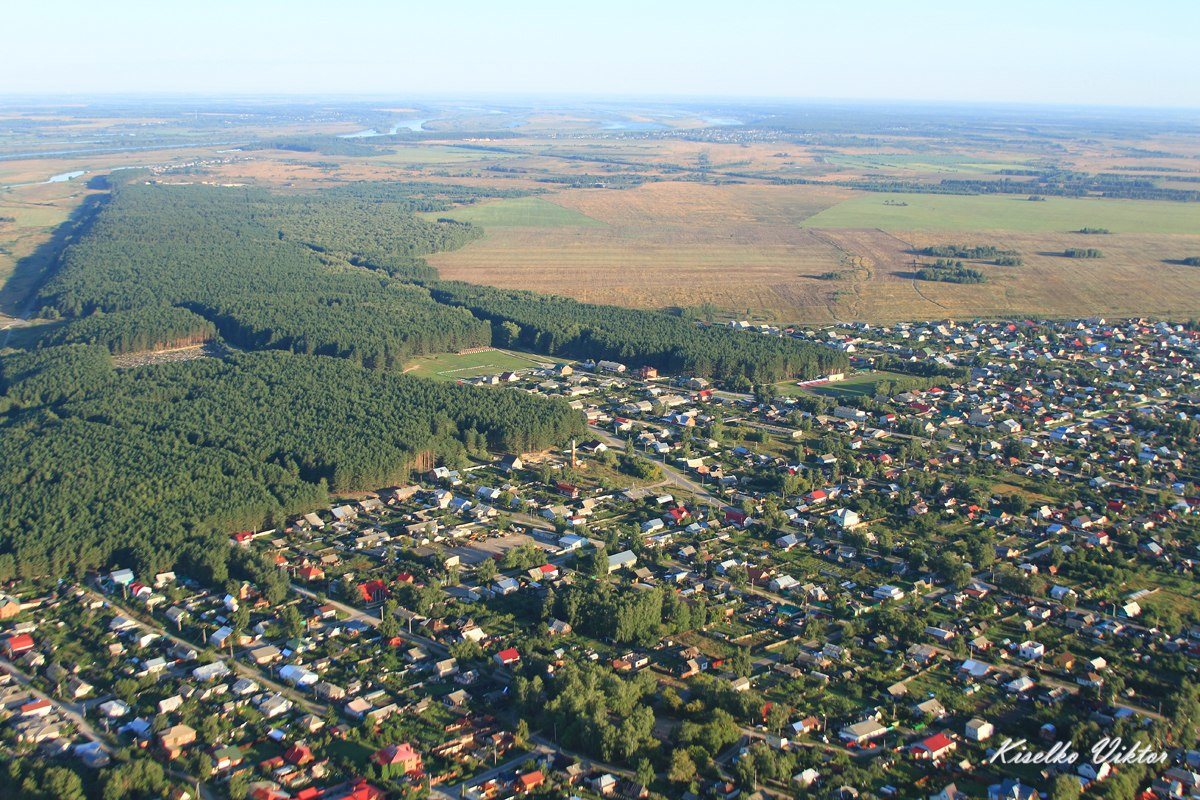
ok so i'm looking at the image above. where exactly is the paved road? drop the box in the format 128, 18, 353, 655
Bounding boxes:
290, 583, 450, 657
587, 424, 724, 505
429, 742, 555, 800
0, 655, 111, 752
89, 587, 326, 716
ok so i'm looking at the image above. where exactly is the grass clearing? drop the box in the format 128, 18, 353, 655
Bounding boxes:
432, 196, 606, 228
403, 348, 554, 381
989, 482, 1055, 505
802, 192, 1200, 234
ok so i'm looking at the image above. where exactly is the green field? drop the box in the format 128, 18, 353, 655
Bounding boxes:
801, 192, 1200, 233
403, 348, 554, 381
432, 196, 606, 228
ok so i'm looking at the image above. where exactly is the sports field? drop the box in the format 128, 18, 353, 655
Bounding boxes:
801, 192, 1200, 234
773, 370, 911, 398
403, 348, 555, 381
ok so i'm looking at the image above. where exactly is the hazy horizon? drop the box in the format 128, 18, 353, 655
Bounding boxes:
6, 0, 1199, 109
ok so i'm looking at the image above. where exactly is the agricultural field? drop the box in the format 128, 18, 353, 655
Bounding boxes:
819, 153, 1029, 175
0, 181, 86, 322
430, 182, 1200, 323
800, 191, 1200, 234
402, 348, 555, 381
429, 195, 606, 228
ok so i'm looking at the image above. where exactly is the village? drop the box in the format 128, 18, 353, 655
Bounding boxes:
2, 316, 1200, 800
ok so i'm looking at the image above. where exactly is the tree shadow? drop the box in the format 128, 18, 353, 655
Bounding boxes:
0, 193, 107, 318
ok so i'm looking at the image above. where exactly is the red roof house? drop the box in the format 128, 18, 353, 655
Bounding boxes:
284, 743, 314, 766
494, 647, 521, 666
372, 742, 422, 775
357, 580, 388, 604
910, 732, 958, 761
2, 633, 34, 657
516, 771, 545, 793
298, 565, 325, 582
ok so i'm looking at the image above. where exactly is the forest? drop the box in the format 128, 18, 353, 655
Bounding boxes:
0, 346, 583, 580
36, 183, 492, 367
428, 282, 846, 382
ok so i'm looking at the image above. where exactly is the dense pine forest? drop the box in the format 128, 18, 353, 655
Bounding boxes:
0, 347, 583, 579
429, 282, 847, 382
36, 184, 492, 367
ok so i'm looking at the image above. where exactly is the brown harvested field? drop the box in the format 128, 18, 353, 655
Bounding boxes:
428, 182, 864, 321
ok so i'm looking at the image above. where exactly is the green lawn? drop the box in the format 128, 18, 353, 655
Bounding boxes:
428, 196, 606, 228
801, 192, 1200, 233
403, 348, 554, 381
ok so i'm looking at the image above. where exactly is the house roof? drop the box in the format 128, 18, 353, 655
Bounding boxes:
915, 732, 956, 753
373, 742, 420, 766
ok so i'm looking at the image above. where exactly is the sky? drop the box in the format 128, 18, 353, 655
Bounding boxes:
4, 0, 1199, 108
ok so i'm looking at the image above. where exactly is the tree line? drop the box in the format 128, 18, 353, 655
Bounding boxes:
921, 244, 1016, 259
35, 307, 215, 354
429, 282, 847, 382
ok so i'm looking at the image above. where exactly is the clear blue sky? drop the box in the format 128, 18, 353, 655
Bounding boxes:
5, 0, 1198, 107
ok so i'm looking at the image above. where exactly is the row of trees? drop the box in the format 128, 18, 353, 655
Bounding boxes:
430, 282, 848, 382
921, 244, 1015, 259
